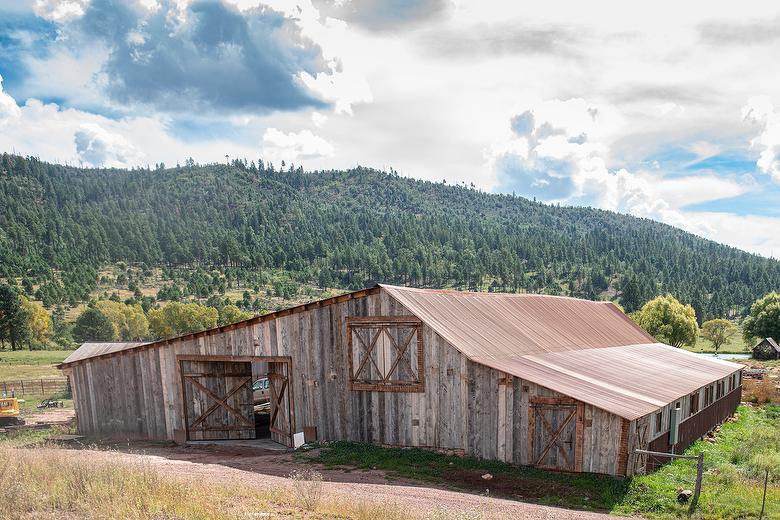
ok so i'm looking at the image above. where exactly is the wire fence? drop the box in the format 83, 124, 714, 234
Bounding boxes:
0, 377, 70, 397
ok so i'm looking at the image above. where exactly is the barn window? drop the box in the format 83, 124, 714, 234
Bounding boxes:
655, 411, 663, 434
690, 392, 699, 415
347, 317, 424, 392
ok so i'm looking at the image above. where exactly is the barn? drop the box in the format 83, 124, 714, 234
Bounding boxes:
58, 285, 743, 476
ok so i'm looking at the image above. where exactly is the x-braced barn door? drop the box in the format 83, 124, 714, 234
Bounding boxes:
529, 400, 579, 471
180, 360, 255, 441
268, 361, 294, 447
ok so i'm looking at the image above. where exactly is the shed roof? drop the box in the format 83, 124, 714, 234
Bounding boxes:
383, 285, 742, 420
62, 342, 150, 364
755, 337, 780, 352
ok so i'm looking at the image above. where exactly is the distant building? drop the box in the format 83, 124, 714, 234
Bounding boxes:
59, 285, 742, 477
752, 337, 780, 360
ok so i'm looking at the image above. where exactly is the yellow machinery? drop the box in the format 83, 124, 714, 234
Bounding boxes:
0, 396, 25, 426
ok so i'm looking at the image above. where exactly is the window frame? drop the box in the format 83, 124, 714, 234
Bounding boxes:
690, 392, 699, 415
347, 316, 425, 393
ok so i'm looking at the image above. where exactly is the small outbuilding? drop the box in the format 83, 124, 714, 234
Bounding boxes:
59, 285, 742, 477
752, 337, 780, 360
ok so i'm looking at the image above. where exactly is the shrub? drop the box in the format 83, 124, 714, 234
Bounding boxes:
288, 468, 323, 511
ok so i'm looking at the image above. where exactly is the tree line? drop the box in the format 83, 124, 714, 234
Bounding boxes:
2, 153, 780, 323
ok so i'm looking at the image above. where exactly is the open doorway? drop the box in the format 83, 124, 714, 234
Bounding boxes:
178, 355, 294, 446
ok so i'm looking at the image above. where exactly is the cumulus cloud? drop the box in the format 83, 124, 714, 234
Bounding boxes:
742, 95, 780, 182
488, 98, 749, 233
261, 127, 334, 164
74, 123, 143, 167
33, 0, 89, 22
0, 75, 21, 126
26, 0, 340, 114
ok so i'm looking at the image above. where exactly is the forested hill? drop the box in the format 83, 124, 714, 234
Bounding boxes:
1, 153, 778, 320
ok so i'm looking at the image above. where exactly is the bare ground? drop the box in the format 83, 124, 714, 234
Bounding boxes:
49, 443, 633, 519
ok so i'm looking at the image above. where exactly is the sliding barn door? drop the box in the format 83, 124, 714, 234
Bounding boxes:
268, 360, 294, 447
180, 360, 255, 441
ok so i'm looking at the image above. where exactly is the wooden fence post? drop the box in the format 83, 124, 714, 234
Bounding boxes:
760, 468, 769, 520
689, 452, 704, 514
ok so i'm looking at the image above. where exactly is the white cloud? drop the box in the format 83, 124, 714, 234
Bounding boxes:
743, 95, 780, 182
33, 0, 88, 22
261, 128, 335, 165
0, 75, 21, 126
311, 111, 328, 127
74, 123, 143, 167
488, 97, 768, 252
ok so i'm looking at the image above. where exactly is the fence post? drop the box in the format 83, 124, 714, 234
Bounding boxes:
20, 380, 25, 396
41, 379, 45, 395
689, 452, 704, 514
760, 468, 769, 520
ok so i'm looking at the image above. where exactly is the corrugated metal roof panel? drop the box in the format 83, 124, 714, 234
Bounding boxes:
381, 284, 655, 356
382, 285, 742, 420
63, 342, 149, 364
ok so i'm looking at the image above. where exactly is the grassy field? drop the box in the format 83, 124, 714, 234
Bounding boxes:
302, 405, 779, 519
688, 325, 751, 354
0, 432, 420, 520
0, 349, 70, 380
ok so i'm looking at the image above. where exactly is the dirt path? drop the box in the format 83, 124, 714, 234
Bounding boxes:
55, 444, 633, 519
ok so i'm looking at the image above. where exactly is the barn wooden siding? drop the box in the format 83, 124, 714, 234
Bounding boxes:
466, 361, 627, 475
63, 286, 742, 477
67, 288, 473, 448
64, 287, 630, 474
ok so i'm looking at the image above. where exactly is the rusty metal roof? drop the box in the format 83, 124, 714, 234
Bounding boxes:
382, 285, 742, 420
63, 342, 150, 365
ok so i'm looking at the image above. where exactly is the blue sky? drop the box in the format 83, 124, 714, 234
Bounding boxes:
1, 1, 780, 256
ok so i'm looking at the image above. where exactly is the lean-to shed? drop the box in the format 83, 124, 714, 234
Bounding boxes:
59, 285, 743, 476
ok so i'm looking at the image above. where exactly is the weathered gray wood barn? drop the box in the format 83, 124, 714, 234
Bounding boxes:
59, 285, 743, 476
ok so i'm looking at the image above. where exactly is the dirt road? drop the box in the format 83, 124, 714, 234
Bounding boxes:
57, 444, 632, 519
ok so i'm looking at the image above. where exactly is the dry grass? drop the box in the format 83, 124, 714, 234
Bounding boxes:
743, 377, 779, 404
0, 445, 437, 520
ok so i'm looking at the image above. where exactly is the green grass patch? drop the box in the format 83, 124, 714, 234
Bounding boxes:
616, 405, 780, 519
302, 405, 779, 518
0, 350, 70, 380
299, 442, 627, 512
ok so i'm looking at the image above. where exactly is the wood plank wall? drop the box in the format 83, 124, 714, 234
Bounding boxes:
67, 287, 632, 475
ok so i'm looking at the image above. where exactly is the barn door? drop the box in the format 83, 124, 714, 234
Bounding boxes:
180, 360, 255, 441
268, 361, 294, 447
530, 402, 578, 471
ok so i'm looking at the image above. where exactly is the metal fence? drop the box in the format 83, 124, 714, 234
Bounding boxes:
0, 377, 70, 397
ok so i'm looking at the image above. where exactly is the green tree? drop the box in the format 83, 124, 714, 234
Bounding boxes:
21, 296, 52, 349
700, 319, 738, 354
96, 300, 149, 341
619, 273, 643, 313
72, 307, 116, 343
743, 292, 780, 344
636, 294, 699, 348
0, 284, 31, 350
148, 302, 218, 340
218, 304, 252, 326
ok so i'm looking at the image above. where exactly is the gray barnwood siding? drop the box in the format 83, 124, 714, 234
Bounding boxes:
66, 287, 737, 477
